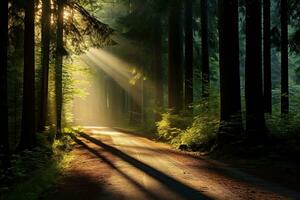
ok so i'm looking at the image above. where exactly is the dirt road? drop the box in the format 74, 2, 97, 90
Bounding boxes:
46, 127, 300, 200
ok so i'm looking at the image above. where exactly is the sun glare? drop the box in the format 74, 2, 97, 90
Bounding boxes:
81, 48, 145, 104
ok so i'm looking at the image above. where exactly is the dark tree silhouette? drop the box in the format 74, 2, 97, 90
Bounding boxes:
281, 0, 289, 115
55, 0, 65, 137
201, 0, 209, 98
218, 0, 242, 139
0, 0, 10, 167
245, 0, 267, 138
153, 16, 163, 120
168, 0, 183, 114
19, 0, 36, 150
184, 0, 193, 110
38, 0, 51, 132
264, 0, 272, 114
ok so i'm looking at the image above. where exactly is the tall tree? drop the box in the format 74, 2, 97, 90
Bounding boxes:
218, 0, 242, 139
263, 0, 272, 113
281, 0, 289, 115
38, 0, 51, 132
0, 0, 10, 166
184, 0, 193, 110
19, 0, 36, 150
153, 16, 163, 120
168, 0, 184, 113
245, 0, 266, 138
55, 0, 64, 137
201, 0, 209, 98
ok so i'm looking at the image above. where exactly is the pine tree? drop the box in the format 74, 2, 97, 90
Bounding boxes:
201, 0, 209, 98
38, 0, 51, 132
153, 16, 163, 120
219, 0, 242, 140
281, 0, 289, 115
55, 0, 65, 137
168, 0, 184, 114
245, 0, 267, 138
0, 0, 10, 166
184, 0, 193, 110
263, 0, 272, 113
19, 0, 36, 150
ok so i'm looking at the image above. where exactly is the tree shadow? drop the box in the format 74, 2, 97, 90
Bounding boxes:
71, 135, 167, 200
78, 132, 300, 200
42, 171, 109, 200
76, 132, 212, 200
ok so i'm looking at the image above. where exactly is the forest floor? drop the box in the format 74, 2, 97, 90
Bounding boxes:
42, 127, 300, 200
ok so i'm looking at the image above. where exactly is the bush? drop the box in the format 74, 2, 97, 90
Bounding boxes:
156, 112, 192, 142
0, 131, 74, 200
156, 95, 220, 151
266, 112, 300, 138
179, 115, 219, 150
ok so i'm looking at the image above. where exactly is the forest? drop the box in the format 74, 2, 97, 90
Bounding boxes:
1, 0, 300, 199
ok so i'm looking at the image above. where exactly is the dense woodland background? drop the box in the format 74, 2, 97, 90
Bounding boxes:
1, 0, 300, 196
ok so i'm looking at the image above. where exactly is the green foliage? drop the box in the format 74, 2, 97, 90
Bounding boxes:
0, 132, 74, 200
62, 59, 91, 126
266, 85, 300, 138
266, 113, 300, 138
156, 110, 219, 150
179, 115, 219, 150
156, 112, 192, 142
156, 94, 220, 150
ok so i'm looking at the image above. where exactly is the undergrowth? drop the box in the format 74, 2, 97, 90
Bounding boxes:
155, 90, 300, 153
156, 96, 220, 151
0, 130, 75, 200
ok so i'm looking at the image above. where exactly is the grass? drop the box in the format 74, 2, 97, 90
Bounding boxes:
0, 132, 75, 200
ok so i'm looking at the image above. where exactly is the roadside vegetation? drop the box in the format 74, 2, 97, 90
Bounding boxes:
0, 130, 75, 200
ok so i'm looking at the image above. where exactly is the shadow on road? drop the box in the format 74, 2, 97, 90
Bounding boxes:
71, 135, 169, 200
75, 132, 212, 200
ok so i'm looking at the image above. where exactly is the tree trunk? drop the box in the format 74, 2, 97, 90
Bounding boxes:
168, 0, 183, 114
263, 0, 272, 114
129, 82, 142, 124
201, 0, 209, 98
38, 0, 51, 132
245, 0, 267, 138
19, 0, 36, 150
0, 0, 10, 167
218, 0, 242, 140
281, 0, 289, 115
55, 0, 64, 137
153, 16, 163, 120
184, 0, 193, 110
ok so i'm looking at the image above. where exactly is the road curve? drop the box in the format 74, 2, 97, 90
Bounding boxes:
46, 127, 300, 200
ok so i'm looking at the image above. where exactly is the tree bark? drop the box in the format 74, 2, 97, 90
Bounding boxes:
38, 0, 51, 132
184, 0, 194, 110
153, 16, 163, 120
19, 0, 36, 150
245, 0, 267, 138
0, 0, 10, 167
281, 0, 289, 115
263, 0, 272, 113
55, 0, 64, 137
168, 0, 183, 114
201, 0, 209, 98
218, 0, 242, 139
